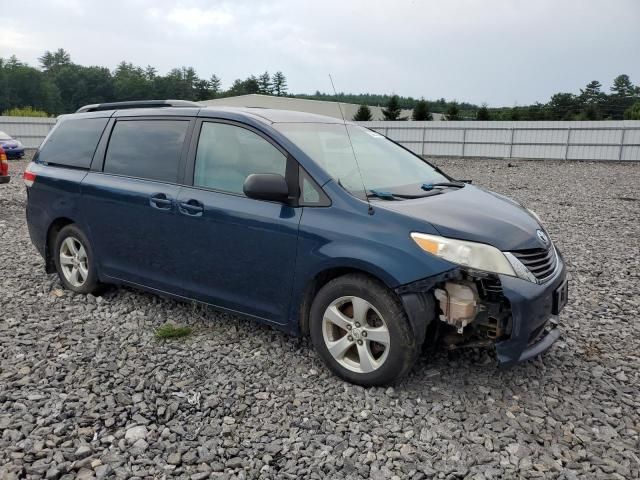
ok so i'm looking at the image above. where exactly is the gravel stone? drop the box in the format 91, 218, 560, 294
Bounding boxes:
1, 154, 639, 479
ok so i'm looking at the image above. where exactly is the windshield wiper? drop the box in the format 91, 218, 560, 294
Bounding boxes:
367, 189, 444, 200
367, 189, 397, 200
421, 181, 465, 191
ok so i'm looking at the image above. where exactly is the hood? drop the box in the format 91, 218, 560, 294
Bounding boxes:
378, 185, 545, 251
0, 140, 18, 148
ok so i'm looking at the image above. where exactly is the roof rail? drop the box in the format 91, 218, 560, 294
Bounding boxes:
76, 99, 201, 113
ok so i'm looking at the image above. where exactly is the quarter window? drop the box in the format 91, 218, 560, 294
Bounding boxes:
38, 118, 108, 169
104, 120, 188, 183
194, 122, 286, 195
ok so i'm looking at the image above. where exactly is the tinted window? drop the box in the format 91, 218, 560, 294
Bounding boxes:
194, 122, 286, 195
38, 118, 108, 168
299, 168, 329, 206
104, 120, 188, 183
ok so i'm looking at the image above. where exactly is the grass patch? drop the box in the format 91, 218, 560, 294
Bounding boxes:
155, 323, 193, 339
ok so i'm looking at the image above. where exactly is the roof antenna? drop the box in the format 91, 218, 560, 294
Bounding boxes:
329, 74, 374, 215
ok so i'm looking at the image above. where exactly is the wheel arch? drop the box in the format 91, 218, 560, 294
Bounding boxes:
297, 266, 394, 337
45, 217, 76, 273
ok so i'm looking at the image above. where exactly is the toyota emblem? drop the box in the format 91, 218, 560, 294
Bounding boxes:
537, 229, 549, 246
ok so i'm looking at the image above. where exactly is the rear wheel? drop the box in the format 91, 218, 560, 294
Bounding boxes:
53, 224, 101, 294
309, 274, 420, 386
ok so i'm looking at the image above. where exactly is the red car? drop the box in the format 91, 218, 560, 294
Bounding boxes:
0, 146, 10, 184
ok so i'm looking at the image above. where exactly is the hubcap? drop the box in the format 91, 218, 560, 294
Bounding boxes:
59, 236, 88, 288
322, 296, 390, 374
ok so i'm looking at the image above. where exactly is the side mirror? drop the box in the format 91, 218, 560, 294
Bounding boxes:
243, 173, 289, 202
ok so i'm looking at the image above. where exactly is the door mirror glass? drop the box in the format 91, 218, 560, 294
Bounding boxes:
243, 173, 289, 202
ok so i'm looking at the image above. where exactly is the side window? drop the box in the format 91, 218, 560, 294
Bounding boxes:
38, 118, 108, 168
194, 122, 286, 195
103, 120, 188, 183
299, 168, 330, 206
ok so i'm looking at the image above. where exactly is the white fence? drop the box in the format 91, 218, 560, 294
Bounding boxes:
359, 120, 640, 161
2, 116, 640, 161
0, 116, 57, 149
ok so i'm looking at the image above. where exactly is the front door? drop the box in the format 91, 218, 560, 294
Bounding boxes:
175, 121, 301, 323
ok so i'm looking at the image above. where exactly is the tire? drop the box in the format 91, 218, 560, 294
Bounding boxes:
309, 273, 420, 386
53, 224, 101, 294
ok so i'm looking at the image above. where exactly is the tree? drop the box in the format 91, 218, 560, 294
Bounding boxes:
547, 93, 580, 120
579, 103, 602, 120
611, 74, 635, 97
445, 101, 461, 120
580, 80, 604, 105
38, 48, 71, 72
412, 99, 433, 120
209, 75, 221, 98
353, 104, 373, 121
382, 95, 402, 120
476, 103, 490, 120
624, 101, 640, 120
272, 71, 287, 96
257, 71, 272, 94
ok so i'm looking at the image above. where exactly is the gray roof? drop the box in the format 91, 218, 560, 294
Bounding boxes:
200, 106, 346, 124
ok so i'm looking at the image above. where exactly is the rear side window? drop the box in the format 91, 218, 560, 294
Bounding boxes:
194, 122, 286, 195
104, 120, 188, 183
38, 118, 108, 168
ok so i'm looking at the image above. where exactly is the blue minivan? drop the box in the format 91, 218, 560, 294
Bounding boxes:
25, 100, 568, 386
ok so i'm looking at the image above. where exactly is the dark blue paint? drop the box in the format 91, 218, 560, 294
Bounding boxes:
26, 106, 562, 365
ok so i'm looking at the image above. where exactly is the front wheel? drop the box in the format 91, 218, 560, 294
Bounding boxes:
53, 224, 101, 294
309, 274, 420, 386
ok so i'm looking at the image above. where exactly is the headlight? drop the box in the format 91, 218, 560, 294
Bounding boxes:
410, 233, 516, 277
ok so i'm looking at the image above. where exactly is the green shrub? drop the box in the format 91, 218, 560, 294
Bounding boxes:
155, 323, 192, 339
3, 106, 50, 117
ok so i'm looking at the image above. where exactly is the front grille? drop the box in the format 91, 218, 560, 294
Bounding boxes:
510, 247, 557, 283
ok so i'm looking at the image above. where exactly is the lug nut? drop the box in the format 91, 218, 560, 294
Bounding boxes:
347, 325, 352, 330
357, 340, 363, 345
348, 335, 353, 341
362, 331, 367, 337
355, 322, 361, 328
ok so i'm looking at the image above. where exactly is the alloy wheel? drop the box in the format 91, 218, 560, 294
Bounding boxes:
322, 296, 390, 373
59, 236, 89, 288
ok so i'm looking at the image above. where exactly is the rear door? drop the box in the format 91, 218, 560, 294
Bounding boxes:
175, 120, 301, 323
81, 117, 194, 292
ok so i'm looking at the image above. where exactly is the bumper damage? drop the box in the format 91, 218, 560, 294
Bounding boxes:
396, 255, 567, 366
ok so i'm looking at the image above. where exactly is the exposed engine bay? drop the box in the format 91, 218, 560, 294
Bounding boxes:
432, 273, 511, 350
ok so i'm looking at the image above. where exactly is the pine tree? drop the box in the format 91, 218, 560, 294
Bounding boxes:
580, 80, 604, 104
209, 75, 221, 98
476, 104, 490, 120
257, 71, 272, 94
611, 74, 635, 97
382, 95, 402, 120
445, 102, 461, 120
353, 104, 373, 121
412, 99, 432, 120
272, 71, 288, 96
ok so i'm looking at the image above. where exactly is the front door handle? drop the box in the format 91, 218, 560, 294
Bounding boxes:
150, 193, 173, 210
179, 199, 204, 217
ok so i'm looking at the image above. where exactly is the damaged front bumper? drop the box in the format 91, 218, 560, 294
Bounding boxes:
396, 255, 567, 366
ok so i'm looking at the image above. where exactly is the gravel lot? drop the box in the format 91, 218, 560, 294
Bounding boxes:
1, 153, 639, 480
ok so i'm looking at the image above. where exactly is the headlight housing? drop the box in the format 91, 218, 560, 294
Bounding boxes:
411, 233, 516, 276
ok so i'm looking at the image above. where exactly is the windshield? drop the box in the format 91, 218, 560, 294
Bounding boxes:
0, 131, 12, 140
275, 123, 448, 197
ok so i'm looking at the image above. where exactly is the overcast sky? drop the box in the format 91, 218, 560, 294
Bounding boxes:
2, 0, 639, 106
